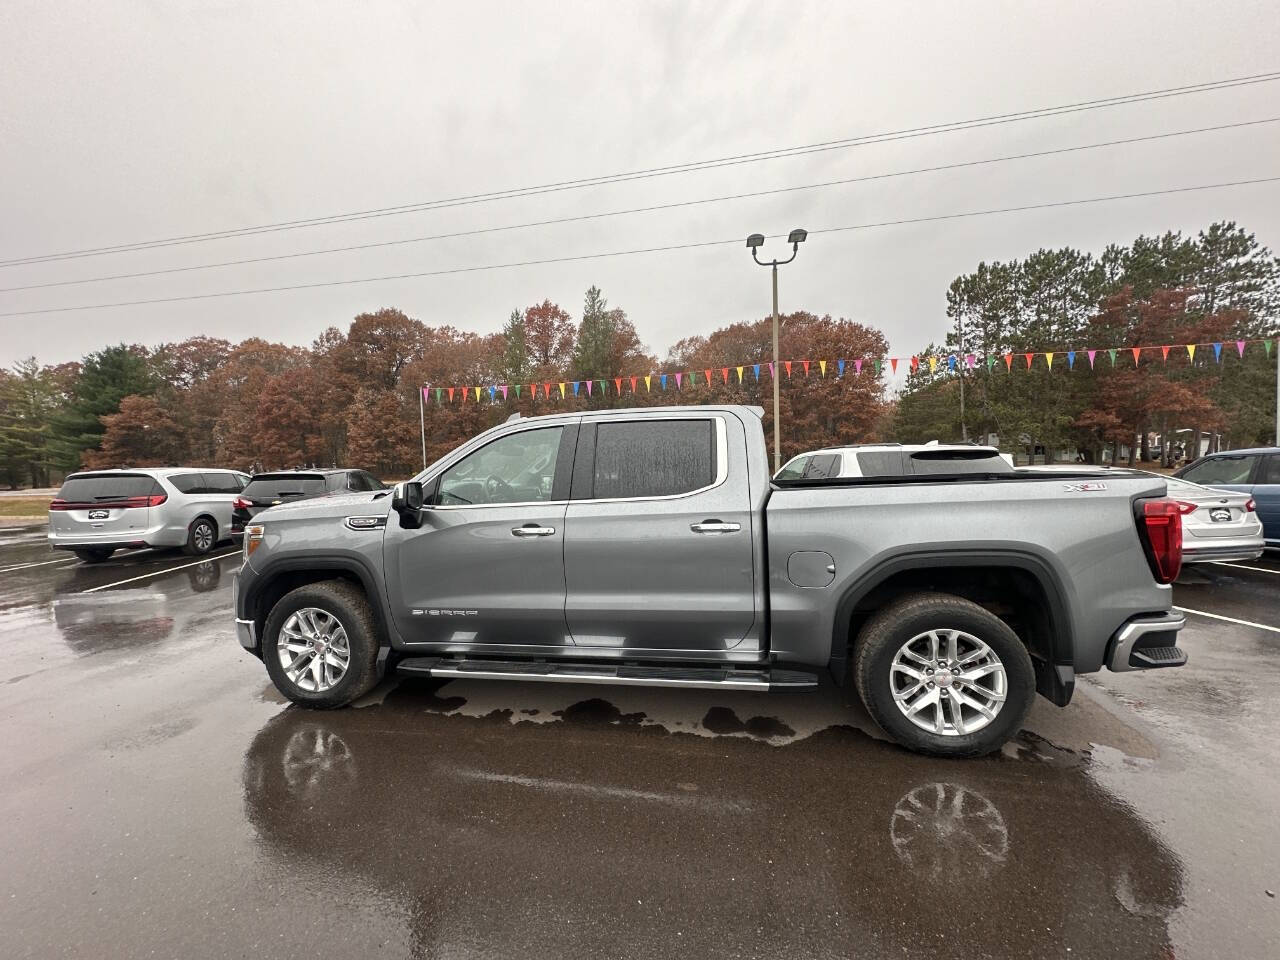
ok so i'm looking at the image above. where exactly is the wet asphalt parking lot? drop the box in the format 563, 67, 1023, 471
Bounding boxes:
1, 523, 1278, 959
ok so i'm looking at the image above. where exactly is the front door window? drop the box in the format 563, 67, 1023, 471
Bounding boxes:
438, 427, 563, 506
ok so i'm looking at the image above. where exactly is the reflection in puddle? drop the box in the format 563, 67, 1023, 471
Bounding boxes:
243, 694, 1184, 959
890, 782, 1009, 881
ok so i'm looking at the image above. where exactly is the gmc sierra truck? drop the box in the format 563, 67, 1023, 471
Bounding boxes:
232, 405, 1188, 756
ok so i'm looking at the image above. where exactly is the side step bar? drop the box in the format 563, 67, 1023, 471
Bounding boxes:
394, 657, 817, 691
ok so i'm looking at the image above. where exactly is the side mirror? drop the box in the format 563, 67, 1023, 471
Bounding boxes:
391, 481, 425, 528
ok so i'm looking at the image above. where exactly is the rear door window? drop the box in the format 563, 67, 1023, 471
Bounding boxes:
242, 475, 328, 500
56, 474, 162, 503
590, 419, 715, 499
169, 473, 207, 494
1260, 455, 1280, 485
203, 472, 243, 494
1181, 455, 1259, 485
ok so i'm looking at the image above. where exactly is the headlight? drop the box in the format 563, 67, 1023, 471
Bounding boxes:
244, 524, 265, 559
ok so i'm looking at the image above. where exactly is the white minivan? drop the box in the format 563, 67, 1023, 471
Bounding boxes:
48, 468, 250, 563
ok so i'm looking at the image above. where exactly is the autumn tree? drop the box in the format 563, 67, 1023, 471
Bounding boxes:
521, 300, 575, 375
86, 394, 187, 468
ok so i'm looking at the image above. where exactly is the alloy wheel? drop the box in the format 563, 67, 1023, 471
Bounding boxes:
888, 628, 1007, 737
277, 608, 351, 693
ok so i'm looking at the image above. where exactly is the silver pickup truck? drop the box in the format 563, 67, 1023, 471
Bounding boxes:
232, 405, 1187, 756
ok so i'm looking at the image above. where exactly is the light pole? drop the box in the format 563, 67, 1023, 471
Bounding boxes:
748, 228, 807, 473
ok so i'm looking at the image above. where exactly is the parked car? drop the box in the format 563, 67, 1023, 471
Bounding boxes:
1018, 466, 1264, 564
49, 467, 249, 562
231, 469, 385, 533
1174, 447, 1280, 550
775, 443, 1014, 480
232, 405, 1189, 758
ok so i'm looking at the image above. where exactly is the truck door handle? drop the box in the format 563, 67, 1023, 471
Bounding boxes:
690, 520, 741, 534
511, 525, 556, 537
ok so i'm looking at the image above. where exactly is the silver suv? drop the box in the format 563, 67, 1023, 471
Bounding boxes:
49, 468, 250, 563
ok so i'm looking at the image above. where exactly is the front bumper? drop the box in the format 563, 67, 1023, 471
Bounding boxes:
232, 569, 259, 654
1106, 612, 1187, 672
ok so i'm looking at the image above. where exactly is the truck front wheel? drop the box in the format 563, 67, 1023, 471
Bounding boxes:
262, 580, 381, 708
853, 592, 1035, 757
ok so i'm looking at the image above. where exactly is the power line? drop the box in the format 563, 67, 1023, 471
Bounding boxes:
3, 117, 1275, 295
3, 71, 1279, 269
1, 175, 1274, 319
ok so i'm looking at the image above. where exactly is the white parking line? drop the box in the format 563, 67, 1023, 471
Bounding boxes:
0, 556, 78, 573
80, 551, 239, 594
1174, 605, 1280, 634
1210, 562, 1280, 575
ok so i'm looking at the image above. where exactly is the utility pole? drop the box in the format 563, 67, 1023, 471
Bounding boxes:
419, 386, 427, 472
747, 229, 808, 473
957, 314, 967, 442
1275, 338, 1279, 446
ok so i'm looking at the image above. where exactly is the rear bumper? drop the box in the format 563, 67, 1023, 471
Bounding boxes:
48, 518, 184, 549
1106, 612, 1187, 672
1182, 542, 1265, 563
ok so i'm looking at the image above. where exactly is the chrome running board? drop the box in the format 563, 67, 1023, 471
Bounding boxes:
394, 657, 816, 691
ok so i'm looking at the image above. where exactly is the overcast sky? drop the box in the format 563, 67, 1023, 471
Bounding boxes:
2, 0, 1278, 378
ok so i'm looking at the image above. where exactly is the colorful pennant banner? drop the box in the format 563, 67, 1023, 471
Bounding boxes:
420, 338, 1277, 405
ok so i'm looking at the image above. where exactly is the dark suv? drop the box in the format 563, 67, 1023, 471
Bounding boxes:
231, 470, 385, 533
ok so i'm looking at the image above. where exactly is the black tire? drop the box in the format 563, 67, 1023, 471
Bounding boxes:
853, 592, 1035, 758
73, 548, 114, 563
262, 580, 381, 709
182, 516, 217, 556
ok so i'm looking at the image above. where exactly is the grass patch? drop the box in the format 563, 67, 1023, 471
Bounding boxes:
0, 497, 52, 518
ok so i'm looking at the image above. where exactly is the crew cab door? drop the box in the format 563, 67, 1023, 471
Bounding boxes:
383, 422, 578, 647
562, 414, 756, 651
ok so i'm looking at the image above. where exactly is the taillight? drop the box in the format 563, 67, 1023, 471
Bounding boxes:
47, 495, 164, 510
146, 494, 166, 507
1136, 498, 1184, 584
49, 499, 68, 511
1173, 501, 1198, 515
233, 497, 251, 510
1245, 498, 1256, 512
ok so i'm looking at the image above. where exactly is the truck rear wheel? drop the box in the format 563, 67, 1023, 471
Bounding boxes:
853, 592, 1035, 757
263, 580, 381, 709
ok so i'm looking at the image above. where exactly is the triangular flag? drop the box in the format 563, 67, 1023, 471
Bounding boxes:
910, 356, 919, 372
704, 368, 713, 385
819, 360, 827, 377
471, 386, 480, 402
1087, 349, 1096, 369
929, 356, 938, 373
768, 362, 775, 379
966, 354, 976, 369
721, 367, 729, 384
1265, 339, 1273, 357
1067, 351, 1075, 370
888, 358, 896, 374
836, 360, 844, 377
1186, 344, 1196, 362
630, 376, 638, 393
736, 366, 744, 382
1213, 342, 1222, 362
1131, 347, 1142, 366
447, 387, 455, 402
615, 377, 623, 394
753, 364, 761, 380
572, 381, 580, 397
585, 380, 593, 396
514, 384, 521, 398
947, 355, 956, 372
1236, 340, 1246, 357
435, 388, 443, 403
1023, 353, 1033, 369
675, 372, 683, 389
644, 375, 651, 392
1161, 345, 1170, 362
558, 382, 566, 399
1003, 353, 1012, 371
421, 386, 430, 403
854, 359, 863, 375
1045, 352, 1054, 370
985, 355, 994, 371
873, 359, 882, 376
1107, 349, 1117, 367
801, 360, 810, 376
544, 382, 552, 398
660, 374, 667, 390
488, 385, 496, 401
784, 361, 793, 378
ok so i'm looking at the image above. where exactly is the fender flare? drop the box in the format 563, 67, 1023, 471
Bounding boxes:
827, 548, 1075, 678
242, 552, 397, 670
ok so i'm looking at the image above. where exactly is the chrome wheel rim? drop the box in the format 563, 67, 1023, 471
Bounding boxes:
193, 522, 214, 551
277, 608, 351, 693
889, 629, 1007, 737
